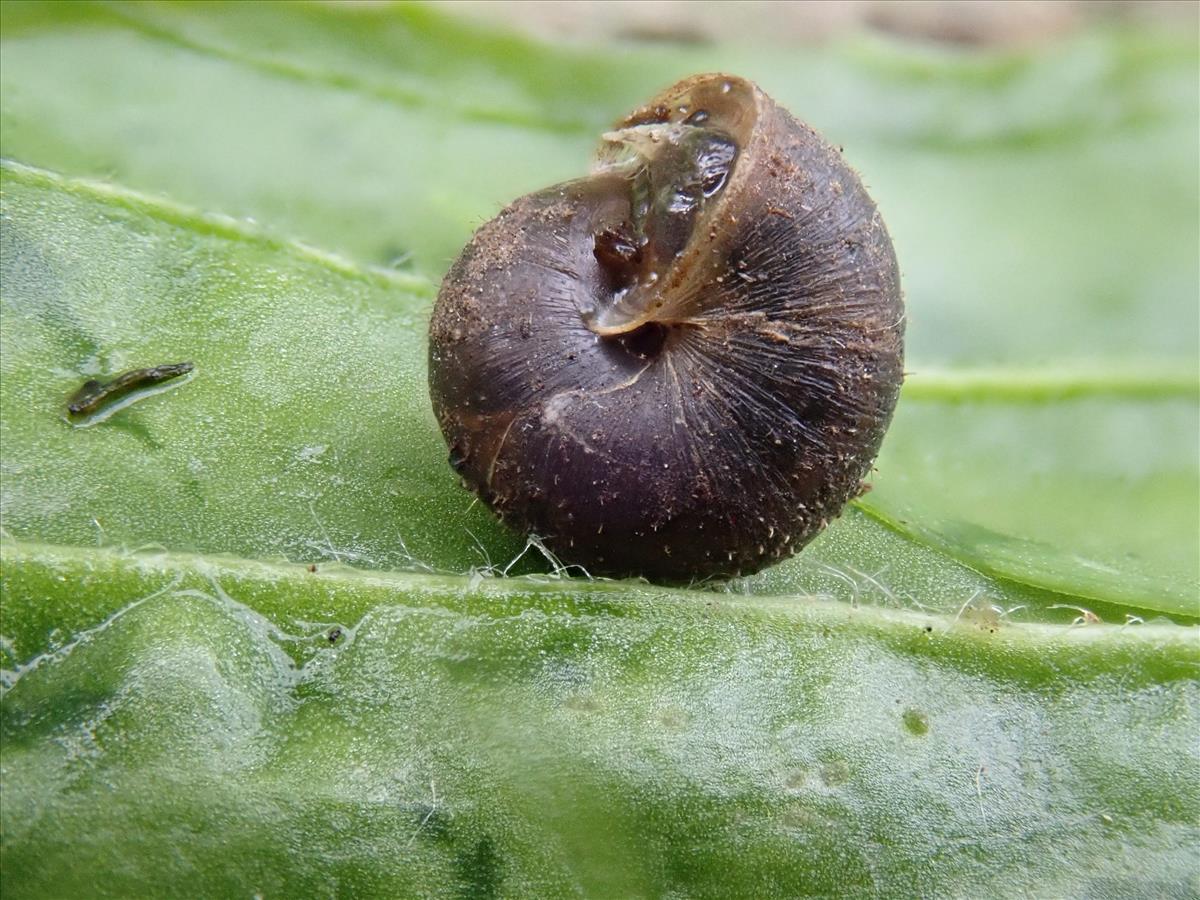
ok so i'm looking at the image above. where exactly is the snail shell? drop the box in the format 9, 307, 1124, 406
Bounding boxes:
429, 74, 904, 581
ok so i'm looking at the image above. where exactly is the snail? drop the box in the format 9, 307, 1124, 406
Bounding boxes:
428, 73, 904, 581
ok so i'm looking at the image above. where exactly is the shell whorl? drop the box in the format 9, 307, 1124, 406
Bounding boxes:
429, 74, 904, 581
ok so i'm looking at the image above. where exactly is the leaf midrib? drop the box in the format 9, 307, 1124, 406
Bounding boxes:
4, 537, 1194, 648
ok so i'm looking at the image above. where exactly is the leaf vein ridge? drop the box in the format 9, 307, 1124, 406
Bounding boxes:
0, 158, 435, 295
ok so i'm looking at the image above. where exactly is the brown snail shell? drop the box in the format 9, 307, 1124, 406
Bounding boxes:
428, 74, 904, 581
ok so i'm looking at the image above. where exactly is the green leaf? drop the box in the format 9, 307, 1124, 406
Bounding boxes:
3, 0, 1196, 364
1, 1, 1198, 894
0, 160, 505, 575
3, 539, 1198, 898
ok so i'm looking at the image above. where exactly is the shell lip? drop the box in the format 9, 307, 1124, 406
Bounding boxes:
585, 74, 765, 336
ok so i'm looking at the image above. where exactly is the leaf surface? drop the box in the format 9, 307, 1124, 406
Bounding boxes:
3, 539, 1198, 898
